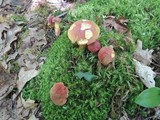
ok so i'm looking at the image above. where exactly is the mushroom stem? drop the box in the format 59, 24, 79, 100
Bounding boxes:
55, 22, 60, 36
79, 45, 86, 49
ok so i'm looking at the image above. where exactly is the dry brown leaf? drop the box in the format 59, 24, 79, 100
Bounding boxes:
0, 61, 8, 69
17, 55, 29, 67
29, 0, 44, 11
21, 94, 37, 109
0, 24, 22, 57
23, 28, 46, 41
103, 16, 115, 31
29, 0, 74, 12
28, 114, 39, 120
0, 3, 45, 119
19, 28, 46, 54
118, 16, 129, 25
133, 59, 156, 88
0, 23, 9, 52
14, 93, 38, 119
17, 67, 39, 92
133, 40, 153, 65
103, 16, 128, 34
0, 93, 39, 120
0, 99, 13, 120
17, 27, 47, 69
22, 99, 37, 109
17, 54, 45, 70
114, 20, 128, 34
47, 0, 68, 11
0, 63, 15, 100
123, 30, 134, 44
0, 16, 9, 23
24, 12, 39, 22
25, 59, 39, 69
6, 52, 18, 62
4, 0, 30, 6
25, 57, 46, 69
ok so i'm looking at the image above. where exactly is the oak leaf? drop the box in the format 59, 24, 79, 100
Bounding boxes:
133, 59, 156, 88
133, 40, 153, 65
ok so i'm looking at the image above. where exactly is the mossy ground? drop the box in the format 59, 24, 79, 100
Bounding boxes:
23, 0, 160, 119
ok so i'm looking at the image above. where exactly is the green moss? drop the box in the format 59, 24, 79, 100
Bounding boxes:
10, 14, 27, 22
24, 0, 160, 119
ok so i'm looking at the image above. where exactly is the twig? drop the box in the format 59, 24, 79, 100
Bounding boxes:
155, 72, 160, 75
34, 103, 41, 116
143, 116, 155, 120
56, 11, 67, 18
152, 62, 160, 68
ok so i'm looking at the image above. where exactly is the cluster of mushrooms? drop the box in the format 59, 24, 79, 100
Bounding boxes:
49, 20, 116, 106
68, 19, 115, 66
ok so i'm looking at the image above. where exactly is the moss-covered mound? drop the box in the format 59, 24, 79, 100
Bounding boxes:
24, 0, 160, 119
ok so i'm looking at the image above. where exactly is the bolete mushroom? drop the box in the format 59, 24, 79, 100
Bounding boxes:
48, 16, 54, 27
98, 46, 115, 66
50, 82, 69, 106
48, 16, 61, 36
87, 40, 101, 53
68, 20, 100, 46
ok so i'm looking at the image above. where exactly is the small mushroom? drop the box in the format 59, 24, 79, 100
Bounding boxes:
98, 46, 115, 66
48, 16, 54, 27
87, 40, 101, 53
48, 16, 61, 36
68, 20, 100, 47
50, 82, 69, 106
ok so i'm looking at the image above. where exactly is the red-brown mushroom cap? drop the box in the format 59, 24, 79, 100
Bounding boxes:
48, 16, 54, 26
50, 82, 69, 106
87, 40, 101, 53
68, 20, 100, 45
98, 46, 115, 66
51, 97, 67, 106
48, 16, 61, 26
52, 17, 61, 23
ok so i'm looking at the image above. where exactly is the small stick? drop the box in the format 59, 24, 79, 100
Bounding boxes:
56, 11, 67, 18
152, 62, 160, 68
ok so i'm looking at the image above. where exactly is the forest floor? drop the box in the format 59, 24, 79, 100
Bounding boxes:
0, 0, 160, 120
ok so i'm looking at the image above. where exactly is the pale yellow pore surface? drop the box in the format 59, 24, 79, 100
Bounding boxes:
111, 52, 115, 58
80, 23, 92, 30
77, 39, 88, 45
85, 30, 93, 39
